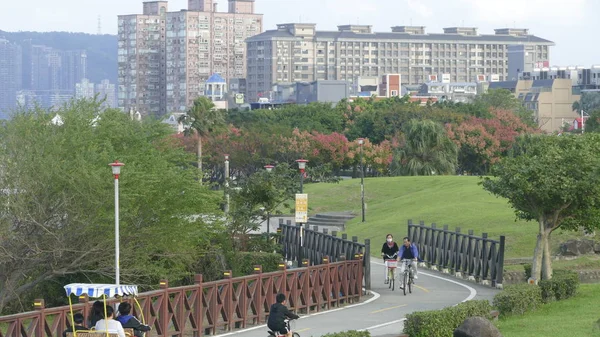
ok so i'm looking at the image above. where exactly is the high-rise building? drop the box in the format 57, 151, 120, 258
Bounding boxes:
245, 24, 553, 101
0, 38, 22, 118
118, 0, 262, 117
96, 79, 117, 108
75, 78, 96, 100
61, 50, 87, 92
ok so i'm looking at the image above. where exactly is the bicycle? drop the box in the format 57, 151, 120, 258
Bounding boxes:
384, 253, 398, 291
268, 318, 300, 337
399, 259, 415, 296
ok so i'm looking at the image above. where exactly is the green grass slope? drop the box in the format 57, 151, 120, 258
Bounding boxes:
305, 176, 581, 259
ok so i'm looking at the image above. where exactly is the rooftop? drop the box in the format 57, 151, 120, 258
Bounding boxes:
206, 73, 226, 84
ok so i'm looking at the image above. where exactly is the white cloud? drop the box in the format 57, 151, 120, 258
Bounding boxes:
457, 0, 587, 24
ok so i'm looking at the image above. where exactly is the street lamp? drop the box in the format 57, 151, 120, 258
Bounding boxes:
295, 159, 308, 193
224, 154, 230, 214
357, 138, 366, 222
108, 160, 125, 285
264, 164, 275, 241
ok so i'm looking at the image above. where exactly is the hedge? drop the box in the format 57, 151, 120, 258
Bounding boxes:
228, 251, 282, 277
539, 269, 580, 303
403, 300, 493, 337
492, 284, 542, 316
321, 331, 370, 337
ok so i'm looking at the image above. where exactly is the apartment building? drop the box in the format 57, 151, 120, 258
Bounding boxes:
246, 24, 553, 101
525, 65, 600, 90
0, 39, 22, 117
118, 0, 262, 117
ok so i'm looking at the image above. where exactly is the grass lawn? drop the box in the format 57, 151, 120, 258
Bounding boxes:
497, 284, 600, 337
304, 176, 593, 261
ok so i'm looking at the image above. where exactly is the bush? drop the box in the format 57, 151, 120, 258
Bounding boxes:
321, 331, 370, 337
492, 284, 542, 316
228, 251, 282, 277
403, 300, 493, 337
539, 269, 580, 303
523, 263, 532, 279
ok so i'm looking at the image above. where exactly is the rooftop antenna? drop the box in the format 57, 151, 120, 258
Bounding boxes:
299, 15, 302, 23
97, 15, 102, 35
462, 19, 465, 27
410, 18, 412, 26
357, 17, 359, 25
513, 21, 516, 28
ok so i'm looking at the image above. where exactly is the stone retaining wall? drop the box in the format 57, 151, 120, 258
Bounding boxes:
503, 269, 600, 284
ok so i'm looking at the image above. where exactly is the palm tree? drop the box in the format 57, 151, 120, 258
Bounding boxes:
392, 119, 458, 176
178, 96, 226, 184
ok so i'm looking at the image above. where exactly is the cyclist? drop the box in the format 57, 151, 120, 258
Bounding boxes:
399, 237, 419, 281
381, 233, 399, 284
267, 293, 299, 337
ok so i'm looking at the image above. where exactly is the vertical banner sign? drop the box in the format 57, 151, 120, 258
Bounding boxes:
295, 193, 308, 246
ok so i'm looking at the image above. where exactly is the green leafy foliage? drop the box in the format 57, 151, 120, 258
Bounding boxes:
493, 284, 543, 316
403, 300, 493, 337
227, 252, 282, 277
539, 270, 580, 303
0, 99, 222, 313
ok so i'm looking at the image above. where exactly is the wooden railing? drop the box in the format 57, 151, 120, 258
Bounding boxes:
408, 220, 505, 287
278, 222, 371, 290
0, 260, 363, 337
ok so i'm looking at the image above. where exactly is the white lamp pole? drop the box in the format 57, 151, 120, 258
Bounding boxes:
358, 138, 365, 222
109, 160, 124, 286
264, 165, 274, 241
224, 154, 230, 215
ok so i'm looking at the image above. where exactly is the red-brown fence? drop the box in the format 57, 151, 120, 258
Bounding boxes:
0, 258, 363, 337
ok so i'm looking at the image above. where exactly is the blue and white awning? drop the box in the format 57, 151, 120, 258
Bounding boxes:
64, 284, 139, 298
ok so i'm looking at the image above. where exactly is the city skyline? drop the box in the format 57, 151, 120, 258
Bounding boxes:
0, 0, 598, 66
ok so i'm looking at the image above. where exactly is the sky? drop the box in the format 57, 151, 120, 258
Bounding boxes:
0, 0, 598, 66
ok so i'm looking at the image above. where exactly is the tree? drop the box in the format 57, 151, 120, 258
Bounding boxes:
392, 119, 458, 176
178, 96, 226, 183
471, 89, 535, 126
0, 100, 222, 314
482, 133, 600, 282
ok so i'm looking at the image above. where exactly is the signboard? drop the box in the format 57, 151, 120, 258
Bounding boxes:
295, 193, 308, 223
441, 73, 451, 83
235, 93, 244, 104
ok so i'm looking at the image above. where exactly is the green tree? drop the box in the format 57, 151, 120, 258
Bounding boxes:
0, 100, 222, 313
392, 119, 458, 176
482, 134, 600, 282
473, 89, 535, 125
178, 96, 226, 183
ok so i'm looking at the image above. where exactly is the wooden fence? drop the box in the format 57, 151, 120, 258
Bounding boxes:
0, 260, 363, 337
278, 221, 371, 290
408, 220, 505, 287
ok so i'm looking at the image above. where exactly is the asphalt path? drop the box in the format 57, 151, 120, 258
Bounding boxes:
218, 259, 499, 337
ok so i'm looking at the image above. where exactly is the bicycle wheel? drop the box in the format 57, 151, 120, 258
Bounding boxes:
391, 274, 395, 291
388, 268, 393, 289
403, 272, 408, 296
408, 272, 413, 294
292, 333, 301, 337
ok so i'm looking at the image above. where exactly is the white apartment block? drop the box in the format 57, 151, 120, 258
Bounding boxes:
75, 78, 96, 100
246, 24, 553, 101
118, 0, 262, 117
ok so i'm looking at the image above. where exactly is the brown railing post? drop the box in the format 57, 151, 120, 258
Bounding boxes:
223, 270, 233, 331
252, 266, 263, 324
159, 280, 169, 336
34, 299, 45, 337
364, 239, 371, 290
302, 258, 310, 268
194, 274, 203, 337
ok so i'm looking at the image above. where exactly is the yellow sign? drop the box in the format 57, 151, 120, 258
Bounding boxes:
295, 193, 308, 223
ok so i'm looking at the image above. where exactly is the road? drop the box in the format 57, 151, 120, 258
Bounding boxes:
218, 259, 499, 337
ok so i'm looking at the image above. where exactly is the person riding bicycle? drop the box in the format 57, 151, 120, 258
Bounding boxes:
268, 293, 299, 337
381, 233, 399, 284
399, 237, 419, 281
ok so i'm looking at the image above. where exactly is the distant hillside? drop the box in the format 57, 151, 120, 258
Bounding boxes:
0, 31, 117, 84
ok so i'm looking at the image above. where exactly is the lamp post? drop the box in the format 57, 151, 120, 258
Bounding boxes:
108, 160, 125, 285
224, 154, 230, 215
264, 164, 274, 242
358, 138, 366, 222
295, 159, 308, 193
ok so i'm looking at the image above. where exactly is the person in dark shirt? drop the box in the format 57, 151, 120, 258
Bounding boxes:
116, 302, 152, 337
267, 294, 299, 337
399, 236, 419, 281
63, 313, 88, 337
88, 300, 105, 327
381, 233, 399, 284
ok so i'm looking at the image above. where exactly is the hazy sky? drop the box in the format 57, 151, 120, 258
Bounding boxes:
1, 0, 597, 66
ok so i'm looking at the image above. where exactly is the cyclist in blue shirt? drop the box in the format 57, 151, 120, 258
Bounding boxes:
399, 237, 419, 281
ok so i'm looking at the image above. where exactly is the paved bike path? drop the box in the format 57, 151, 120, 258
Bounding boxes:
219, 259, 499, 337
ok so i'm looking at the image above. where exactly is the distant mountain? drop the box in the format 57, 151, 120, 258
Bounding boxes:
0, 31, 117, 84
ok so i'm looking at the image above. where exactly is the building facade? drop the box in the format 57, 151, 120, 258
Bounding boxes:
246, 24, 553, 101
96, 79, 117, 108
75, 78, 96, 100
0, 38, 22, 118
118, 0, 262, 117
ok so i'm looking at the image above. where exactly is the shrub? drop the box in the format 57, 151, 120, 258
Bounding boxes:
523, 263, 532, 279
321, 331, 370, 337
228, 251, 282, 277
492, 284, 542, 316
403, 300, 493, 337
539, 269, 580, 303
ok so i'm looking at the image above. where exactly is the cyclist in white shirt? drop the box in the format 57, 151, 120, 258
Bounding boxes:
94, 305, 126, 337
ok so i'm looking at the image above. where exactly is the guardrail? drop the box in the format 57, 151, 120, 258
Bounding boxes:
278, 221, 371, 290
408, 220, 505, 287
0, 260, 362, 337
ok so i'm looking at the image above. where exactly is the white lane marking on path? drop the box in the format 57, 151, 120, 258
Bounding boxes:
216, 288, 381, 337
358, 319, 407, 332
371, 260, 477, 302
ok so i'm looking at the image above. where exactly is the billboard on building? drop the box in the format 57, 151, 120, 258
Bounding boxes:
235, 93, 244, 104
441, 74, 451, 83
